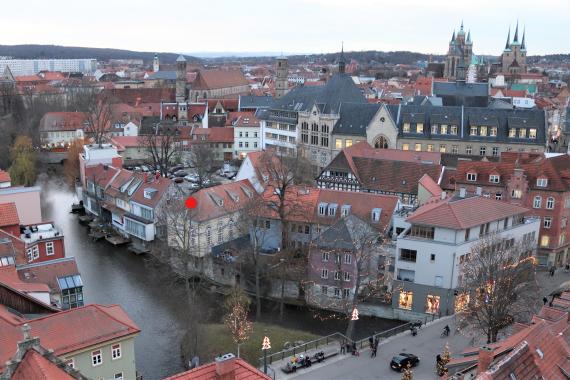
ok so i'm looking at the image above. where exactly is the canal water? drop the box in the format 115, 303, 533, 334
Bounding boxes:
40, 173, 402, 379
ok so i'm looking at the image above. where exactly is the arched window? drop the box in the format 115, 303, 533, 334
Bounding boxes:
321, 125, 329, 133
533, 196, 542, 209
301, 122, 309, 131
311, 123, 319, 132
374, 136, 389, 149
546, 197, 555, 210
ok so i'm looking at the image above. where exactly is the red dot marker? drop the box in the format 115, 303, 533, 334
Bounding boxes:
185, 197, 197, 209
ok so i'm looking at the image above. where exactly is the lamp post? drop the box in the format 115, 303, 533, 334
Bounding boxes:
262, 335, 271, 374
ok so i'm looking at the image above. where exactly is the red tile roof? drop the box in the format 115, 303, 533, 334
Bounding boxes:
418, 173, 442, 198
0, 266, 50, 294
190, 180, 256, 222
192, 70, 249, 90
0, 170, 11, 183
193, 127, 234, 143
0, 304, 140, 371
130, 175, 172, 209
11, 349, 75, 380
164, 357, 270, 380
227, 111, 260, 128
17, 257, 80, 292
39, 112, 88, 132
407, 195, 530, 229
110, 136, 142, 149
84, 164, 120, 189
0, 202, 20, 227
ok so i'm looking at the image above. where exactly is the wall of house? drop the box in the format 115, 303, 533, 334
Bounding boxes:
25, 238, 65, 264
62, 336, 137, 380
365, 105, 399, 149
234, 127, 261, 159
397, 138, 545, 156
0, 187, 42, 225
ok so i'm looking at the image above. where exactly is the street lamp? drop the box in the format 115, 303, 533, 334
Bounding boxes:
262, 336, 271, 374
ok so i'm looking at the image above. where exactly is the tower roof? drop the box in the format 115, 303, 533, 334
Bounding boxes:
458, 20, 465, 35
466, 29, 472, 44
176, 55, 187, 62
504, 27, 511, 50
521, 28, 526, 50
513, 21, 520, 44
338, 42, 346, 74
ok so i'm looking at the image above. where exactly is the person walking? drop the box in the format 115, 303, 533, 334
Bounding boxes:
543, 296, 548, 305
368, 336, 374, 349
340, 339, 346, 354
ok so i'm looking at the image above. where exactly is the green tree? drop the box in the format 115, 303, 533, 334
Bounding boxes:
9, 136, 36, 186
223, 286, 253, 357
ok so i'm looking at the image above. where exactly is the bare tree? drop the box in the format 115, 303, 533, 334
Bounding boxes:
139, 122, 181, 177
189, 143, 217, 189
63, 138, 85, 185
223, 286, 253, 358
456, 234, 537, 344
84, 92, 115, 147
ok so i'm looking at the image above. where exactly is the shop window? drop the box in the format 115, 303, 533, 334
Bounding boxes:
426, 295, 440, 314
398, 291, 413, 310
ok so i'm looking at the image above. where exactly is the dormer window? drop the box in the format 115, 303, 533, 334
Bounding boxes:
489, 174, 500, 183
328, 203, 337, 217
470, 126, 477, 136
403, 123, 410, 133
341, 205, 351, 217
371, 208, 382, 223
318, 202, 328, 216
143, 188, 157, 199
529, 128, 537, 139
466, 172, 477, 182
537, 178, 548, 187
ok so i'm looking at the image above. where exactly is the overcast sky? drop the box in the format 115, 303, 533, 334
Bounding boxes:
3, 0, 569, 56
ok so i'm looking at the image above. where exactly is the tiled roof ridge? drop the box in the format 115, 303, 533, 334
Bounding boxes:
90, 304, 140, 332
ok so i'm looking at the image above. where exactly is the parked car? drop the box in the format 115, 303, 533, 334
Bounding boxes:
141, 165, 150, 172
173, 177, 184, 184
390, 353, 419, 372
184, 174, 199, 182
174, 171, 188, 177
170, 165, 184, 173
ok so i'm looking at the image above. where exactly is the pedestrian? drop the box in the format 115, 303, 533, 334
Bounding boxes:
368, 336, 374, 348
340, 339, 346, 354
543, 296, 548, 305
565, 264, 569, 273
550, 266, 556, 277
371, 345, 377, 358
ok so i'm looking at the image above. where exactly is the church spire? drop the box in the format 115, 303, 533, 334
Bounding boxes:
466, 29, 471, 43
451, 30, 456, 42
513, 20, 519, 43
338, 42, 346, 74
521, 27, 526, 50
504, 27, 511, 50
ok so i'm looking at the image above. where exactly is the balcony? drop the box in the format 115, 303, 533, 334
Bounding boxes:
20, 223, 62, 244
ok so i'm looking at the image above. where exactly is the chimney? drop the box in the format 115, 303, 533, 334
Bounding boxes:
459, 188, 466, 198
215, 353, 236, 380
477, 346, 495, 373
475, 187, 482, 196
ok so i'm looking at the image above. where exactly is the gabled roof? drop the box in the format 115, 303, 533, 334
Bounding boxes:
193, 127, 234, 143
315, 214, 378, 250
406, 195, 529, 229
0, 202, 20, 227
38, 112, 88, 132
332, 102, 381, 136
11, 349, 77, 380
192, 69, 249, 90
0, 266, 50, 294
418, 173, 443, 198
130, 175, 172, 209
164, 357, 270, 380
189, 180, 256, 222
84, 164, 120, 189
17, 257, 80, 293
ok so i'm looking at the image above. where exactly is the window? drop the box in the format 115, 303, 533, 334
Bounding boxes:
344, 253, 352, 264
431, 125, 438, 134
26, 246, 39, 262
245, 142, 249, 148
206, 226, 212, 246
321, 285, 328, 295
334, 271, 341, 280
480, 126, 487, 136
403, 123, 410, 133
440, 125, 448, 135
467, 172, 477, 182
321, 136, 329, 147
399, 249, 417, 262
410, 225, 434, 239
537, 178, 548, 187
328, 205, 337, 216
112, 344, 121, 360
371, 208, 381, 222
544, 217, 552, 229
310, 135, 318, 145
450, 125, 458, 135
318, 203, 327, 216
335, 139, 342, 149
529, 128, 537, 139
427, 144, 434, 152
455, 293, 470, 312
322, 252, 329, 262
46, 242, 54, 255
414, 143, 422, 152
439, 145, 446, 153
470, 126, 477, 136
543, 197, 554, 210
239, 132, 243, 138
91, 350, 102, 366
465, 228, 470, 241
114, 373, 123, 380
451, 145, 458, 154
519, 129, 527, 138
534, 196, 542, 208
334, 288, 341, 297
492, 147, 499, 157
398, 291, 413, 310
509, 128, 516, 138
342, 289, 350, 299
430, 253, 436, 262
512, 189, 522, 199
496, 192, 503, 200
426, 295, 440, 314
65, 358, 74, 369
321, 269, 328, 279
416, 124, 424, 133
402, 143, 409, 151
345, 139, 353, 148
465, 145, 472, 155
217, 222, 223, 243
344, 272, 351, 281
490, 127, 497, 137
489, 174, 500, 183
480, 146, 486, 156
541, 235, 550, 247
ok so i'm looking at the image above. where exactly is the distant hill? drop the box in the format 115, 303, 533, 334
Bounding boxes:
0, 45, 200, 64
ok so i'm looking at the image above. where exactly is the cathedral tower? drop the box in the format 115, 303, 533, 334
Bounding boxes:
501, 22, 528, 74
275, 57, 289, 99
175, 55, 187, 103
153, 54, 160, 72
444, 21, 473, 80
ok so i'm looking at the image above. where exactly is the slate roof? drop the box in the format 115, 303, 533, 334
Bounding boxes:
238, 95, 273, 110
146, 71, 176, 80
406, 195, 529, 229
315, 214, 378, 250
332, 102, 381, 136
264, 73, 366, 117
433, 81, 489, 106
394, 104, 546, 146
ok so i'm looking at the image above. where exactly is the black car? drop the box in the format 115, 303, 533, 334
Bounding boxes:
390, 353, 419, 372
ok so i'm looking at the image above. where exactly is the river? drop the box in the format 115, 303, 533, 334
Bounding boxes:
40, 173, 402, 379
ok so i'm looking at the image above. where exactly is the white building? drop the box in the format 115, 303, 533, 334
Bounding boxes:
39, 112, 86, 149
392, 193, 539, 317
0, 59, 96, 76
232, 113, 261, 159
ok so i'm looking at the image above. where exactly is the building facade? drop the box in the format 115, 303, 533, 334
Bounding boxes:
0, 59, 96, 76
501, 22, 527, 74
444, 22, 473, 80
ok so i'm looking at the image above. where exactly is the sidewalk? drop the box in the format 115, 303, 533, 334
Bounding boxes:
284, 317, 471, 380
